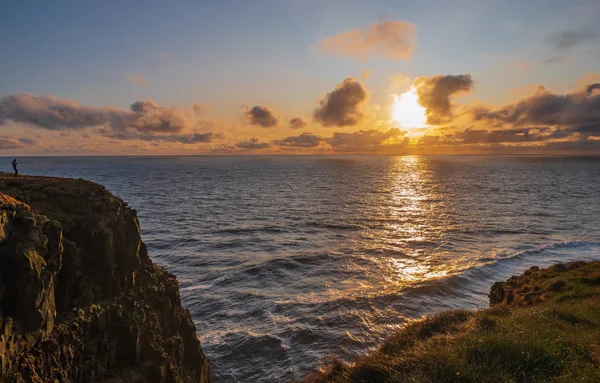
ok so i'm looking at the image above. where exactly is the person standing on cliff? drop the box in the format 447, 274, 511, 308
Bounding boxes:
12, 158, 18, 176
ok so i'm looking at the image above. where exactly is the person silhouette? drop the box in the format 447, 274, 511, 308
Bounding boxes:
12, 158, 18, 176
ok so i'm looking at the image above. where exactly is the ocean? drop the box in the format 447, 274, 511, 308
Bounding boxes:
7, 155, 600, 382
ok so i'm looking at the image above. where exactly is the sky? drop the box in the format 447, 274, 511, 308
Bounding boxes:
1, 0, 599, 155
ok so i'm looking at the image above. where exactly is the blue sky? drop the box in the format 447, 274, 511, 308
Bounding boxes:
0, 0, 599, 155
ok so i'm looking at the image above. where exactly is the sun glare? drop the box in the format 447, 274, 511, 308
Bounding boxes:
392, 88, 427, 128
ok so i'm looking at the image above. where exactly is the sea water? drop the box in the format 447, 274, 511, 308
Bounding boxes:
9, 155, 600, 382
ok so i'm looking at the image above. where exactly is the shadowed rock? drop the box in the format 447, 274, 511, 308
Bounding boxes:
0, 173, 210, 382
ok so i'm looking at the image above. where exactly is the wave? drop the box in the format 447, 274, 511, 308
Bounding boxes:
305, 221, 361, 230
403, 240, 600, 302
212, 226, 290, 235
265, 240, 600, 321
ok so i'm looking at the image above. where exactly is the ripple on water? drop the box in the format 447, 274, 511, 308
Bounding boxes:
19, 155, 600, 382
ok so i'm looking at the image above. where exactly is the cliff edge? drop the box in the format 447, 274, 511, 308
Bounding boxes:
0, 173, 210, 382
307, 261, 600, 382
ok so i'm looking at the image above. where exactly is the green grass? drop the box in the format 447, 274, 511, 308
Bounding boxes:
305, 261, 600, 383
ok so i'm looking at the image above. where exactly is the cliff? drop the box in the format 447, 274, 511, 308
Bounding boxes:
0, 173, 210, 382
307, 261, 600, 382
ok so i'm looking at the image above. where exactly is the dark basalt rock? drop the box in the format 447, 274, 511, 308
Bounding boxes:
0, 173, 210, 382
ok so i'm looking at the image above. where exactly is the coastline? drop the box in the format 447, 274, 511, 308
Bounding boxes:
1, 173, 598, 382
305, 261, 600, 382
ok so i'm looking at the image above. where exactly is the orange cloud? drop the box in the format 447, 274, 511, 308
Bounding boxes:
319, 20, 416, 60
0, 136, 34, 149
193, 102, 212, 114
572, 72, 600, 91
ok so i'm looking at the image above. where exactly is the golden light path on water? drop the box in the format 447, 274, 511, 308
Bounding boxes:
301, 156, 468, 307
368, 157, 456, 284
19, 156, 600, 382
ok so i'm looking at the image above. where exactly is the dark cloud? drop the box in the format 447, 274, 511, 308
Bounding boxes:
210, 144, 237, 152
0, 94, 191, 134
289, 117, 307, 129
319, 20, 416, 60
313, 78, 368, 127
127, 100, 190, 133
161, 132, 223, 144
587, 83, 600, 95
451, 127, 551, 144
472, 85, 600, 131
236, 137, 271, 149
130, 100, 158, 113
0, 136, 33, 149
103, 130, 223, 144
328, 128, 405, 152
275, 132, 323, 148
412, 74, 474, 125
244, 105, 278, 127
456, 84, 600, 149
546, 29, 595, 51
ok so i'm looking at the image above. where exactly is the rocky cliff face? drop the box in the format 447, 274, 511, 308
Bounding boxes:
0, 173, 210, 382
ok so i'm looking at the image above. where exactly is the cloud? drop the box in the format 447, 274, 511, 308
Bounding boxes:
129, 73, 149, 86
319, 20, 416, 60
389, 72, 411, 90
313, 78, 368, 127
154, 132, 223, 144
543, 54, 571, 65
193, 102, 212, 114
587, 83, 600, 95
0, 94, 192, 134
275, 132, 323, 148
546, 29, 595, 50
162, 132, 223, 144
101, 130, 223, 144
328, 128, 405, 152
236, 137, 271, 149
18, 137, 36, 146
244, 105, 278, 127
289, 117, 307, 129
0, 136, 34, 149
471, 85, 600, 141
573, 73, 600, 90
412, 74, 474, 125
472, 85, 600, 127
450, 127, 551, 144
210, 144, 237, 152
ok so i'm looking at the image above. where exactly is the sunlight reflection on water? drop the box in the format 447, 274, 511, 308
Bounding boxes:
16, 155, 600, 382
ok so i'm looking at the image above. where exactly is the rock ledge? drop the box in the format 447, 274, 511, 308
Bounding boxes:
0, 173, 210, 382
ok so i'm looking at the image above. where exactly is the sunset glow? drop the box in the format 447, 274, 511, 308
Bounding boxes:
0, 2, 599, 156
392, 89, 427, 129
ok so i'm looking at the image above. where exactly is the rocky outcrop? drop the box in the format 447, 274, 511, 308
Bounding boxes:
0, 173, 210, 382
489, 261, 600, 306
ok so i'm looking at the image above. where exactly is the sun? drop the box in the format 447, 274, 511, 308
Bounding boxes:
392, 88, 427, 128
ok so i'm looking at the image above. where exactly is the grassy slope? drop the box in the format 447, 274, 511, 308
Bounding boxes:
306, 261, 600, 383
